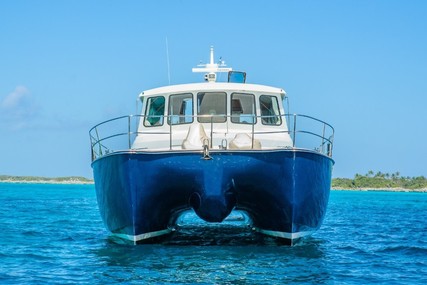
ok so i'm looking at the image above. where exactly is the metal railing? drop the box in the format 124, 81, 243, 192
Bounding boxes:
89, 114, 334, 161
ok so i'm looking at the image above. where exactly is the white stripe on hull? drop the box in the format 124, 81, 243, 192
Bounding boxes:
113, 227, 314, 244
113, 228, 172, 243
254, 227, 315, 240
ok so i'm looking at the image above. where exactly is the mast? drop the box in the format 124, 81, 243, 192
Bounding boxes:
192, 46, 232, 82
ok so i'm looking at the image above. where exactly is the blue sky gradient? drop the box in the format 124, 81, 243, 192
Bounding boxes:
1, 1, 426, 178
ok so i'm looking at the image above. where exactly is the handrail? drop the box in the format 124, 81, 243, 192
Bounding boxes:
89, 114, 334, 161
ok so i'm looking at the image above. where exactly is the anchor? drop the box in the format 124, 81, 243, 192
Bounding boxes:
202, 139, 212, 160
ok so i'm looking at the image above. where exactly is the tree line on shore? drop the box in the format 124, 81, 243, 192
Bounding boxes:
332, 171, 427, 190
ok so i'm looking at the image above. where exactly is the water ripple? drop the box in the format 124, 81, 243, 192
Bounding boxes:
1, 184, 427, 284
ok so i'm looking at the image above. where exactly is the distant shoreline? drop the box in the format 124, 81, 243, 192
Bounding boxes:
331, 187, 427, 193
0, 175, 94, 185
1, 175, 426, 192
0, 180, 94, 185
332, 173, 427, 191
1, 179, 426, 192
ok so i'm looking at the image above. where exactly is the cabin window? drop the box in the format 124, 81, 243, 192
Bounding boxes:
260, 95, 281, 125
197, 92, 227, 123
231, 93, 256, 124
144, 96, 165, 127
168, 93, 193, 125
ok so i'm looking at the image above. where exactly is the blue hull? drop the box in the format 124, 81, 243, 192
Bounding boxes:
92, 150, 333, 243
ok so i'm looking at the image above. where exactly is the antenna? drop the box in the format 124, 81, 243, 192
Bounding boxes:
166, 37, 171, 85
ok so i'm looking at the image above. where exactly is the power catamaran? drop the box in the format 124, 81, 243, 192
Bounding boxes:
89, 47, 335, 244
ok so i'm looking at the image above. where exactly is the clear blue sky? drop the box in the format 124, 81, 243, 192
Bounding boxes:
1, 1, 426, 179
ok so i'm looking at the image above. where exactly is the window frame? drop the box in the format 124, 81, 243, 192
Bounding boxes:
196, 92, 227, 123
167, 93, 194, 125
230, 92, 257, 125
259, 95, 282, 126
143, 96, 166, 127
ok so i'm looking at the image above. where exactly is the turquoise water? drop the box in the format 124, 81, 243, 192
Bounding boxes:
0, 183, 426, 284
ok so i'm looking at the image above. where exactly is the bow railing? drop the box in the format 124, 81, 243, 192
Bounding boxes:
89, 114, 334, 161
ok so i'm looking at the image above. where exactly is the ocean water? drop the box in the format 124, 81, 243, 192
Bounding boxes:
0, 183, 426, 284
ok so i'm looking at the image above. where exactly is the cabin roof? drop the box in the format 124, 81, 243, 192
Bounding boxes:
139, 82, 285, 98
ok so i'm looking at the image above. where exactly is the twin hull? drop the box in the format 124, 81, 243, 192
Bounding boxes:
92, 149, 333, 243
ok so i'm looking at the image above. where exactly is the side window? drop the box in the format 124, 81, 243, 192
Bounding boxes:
260, 95, 282, 125
144, 96, 165, 127
231, 93, 256, 124
168, 93, 193, 125
197, 92, 226, 123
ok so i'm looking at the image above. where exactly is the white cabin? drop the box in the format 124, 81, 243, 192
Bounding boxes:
132, 82, 293, 151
